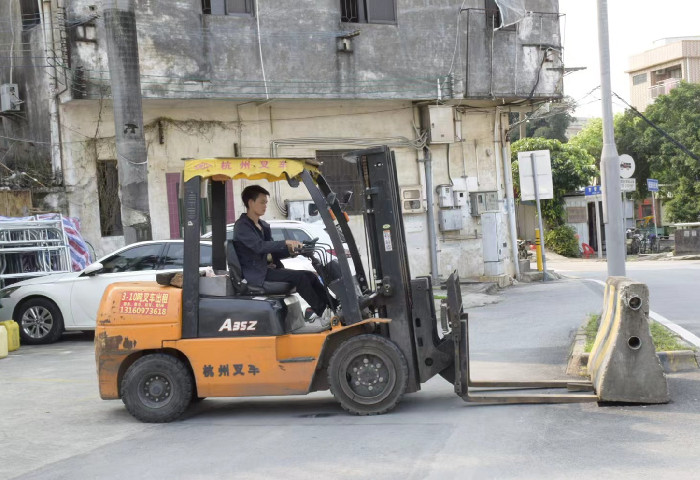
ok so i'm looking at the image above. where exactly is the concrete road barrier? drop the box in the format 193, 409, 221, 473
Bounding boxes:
587, 277, 670, 404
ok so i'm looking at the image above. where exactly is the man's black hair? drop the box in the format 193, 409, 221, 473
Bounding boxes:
241, 185, 270, 209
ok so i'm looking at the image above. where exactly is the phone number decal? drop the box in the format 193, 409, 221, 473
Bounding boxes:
119, 291, 170, 316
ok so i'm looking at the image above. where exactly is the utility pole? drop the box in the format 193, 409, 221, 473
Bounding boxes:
103, 0, 152, 244
596, 0, 625, 276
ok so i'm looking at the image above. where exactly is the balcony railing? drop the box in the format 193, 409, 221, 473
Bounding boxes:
649, 78, 681, 99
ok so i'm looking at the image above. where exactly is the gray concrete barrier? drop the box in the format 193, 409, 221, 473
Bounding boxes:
587, 277, 670, 404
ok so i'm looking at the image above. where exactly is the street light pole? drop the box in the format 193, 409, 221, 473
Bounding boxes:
597, 0, 626, 276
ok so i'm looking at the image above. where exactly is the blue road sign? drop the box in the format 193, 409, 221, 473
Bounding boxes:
647, 178, 659, 192
585, 185, 602, 196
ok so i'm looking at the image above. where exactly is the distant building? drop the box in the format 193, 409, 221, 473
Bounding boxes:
627, 36, 700, 111
564, 116, 590, 140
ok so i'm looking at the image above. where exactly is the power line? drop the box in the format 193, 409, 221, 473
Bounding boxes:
612, 91, 700, 163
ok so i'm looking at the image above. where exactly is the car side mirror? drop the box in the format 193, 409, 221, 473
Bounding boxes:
82, 262, 104, 276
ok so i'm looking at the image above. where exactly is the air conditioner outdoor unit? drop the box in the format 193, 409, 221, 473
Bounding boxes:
0, 84, 21, 112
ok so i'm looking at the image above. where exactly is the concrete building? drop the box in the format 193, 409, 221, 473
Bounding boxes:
627, 36, 700, 112
0, 0, 565, 282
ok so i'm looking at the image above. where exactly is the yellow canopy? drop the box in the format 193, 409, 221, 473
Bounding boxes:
183, 157, 319, 182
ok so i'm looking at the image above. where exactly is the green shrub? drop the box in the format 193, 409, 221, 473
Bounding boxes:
544, 225, 580, 257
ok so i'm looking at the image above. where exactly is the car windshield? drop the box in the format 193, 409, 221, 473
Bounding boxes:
161, 243, 212, 269
100, 244, 163, 273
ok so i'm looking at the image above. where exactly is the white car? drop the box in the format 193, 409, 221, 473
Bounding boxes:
0, 240, 213, 345
202, 219, 353, 272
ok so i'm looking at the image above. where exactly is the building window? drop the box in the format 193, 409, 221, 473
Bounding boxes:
165, 173, 236, 239
484, 0, 501, 29
633, 73, 647, 85
202, 0, 255, 15
340, 0, 396, 24
97, 160, 123, 237
316, 150, 364, 215
19, 0, 41, 30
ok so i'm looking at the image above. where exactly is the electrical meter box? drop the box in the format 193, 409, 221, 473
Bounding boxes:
439, 209, 463, 232
437, 185, 454, 208
400, 185, 424, 213
453, 189, 467, 207
0, 84, 20, 112
469, 191, 499, 216
422, 105, 454, 144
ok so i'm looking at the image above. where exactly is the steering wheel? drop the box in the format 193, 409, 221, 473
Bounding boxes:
298, 237, 318, 256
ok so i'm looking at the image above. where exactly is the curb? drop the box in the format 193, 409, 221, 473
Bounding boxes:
566, 327, 699, 376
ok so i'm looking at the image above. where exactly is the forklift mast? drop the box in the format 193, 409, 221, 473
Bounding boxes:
350, 146, 453, 393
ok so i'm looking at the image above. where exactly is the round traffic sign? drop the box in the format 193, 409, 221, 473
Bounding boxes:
619, 154, 635, 179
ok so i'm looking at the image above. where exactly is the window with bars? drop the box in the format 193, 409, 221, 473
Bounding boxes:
97, 160, 123, 237
484, 0, 515, 30
340, 0, 397, 24
484, 0, 501, 28
19, 0, 41, 30
316, 150, 364, 215
202, 0, 255, 15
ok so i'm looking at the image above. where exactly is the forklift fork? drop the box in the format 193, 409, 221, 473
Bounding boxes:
445, 273, 599, 404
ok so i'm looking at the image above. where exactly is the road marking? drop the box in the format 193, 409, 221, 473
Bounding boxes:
585, 279, 700, 349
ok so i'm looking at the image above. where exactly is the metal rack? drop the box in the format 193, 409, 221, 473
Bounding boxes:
0, 219, 73, 288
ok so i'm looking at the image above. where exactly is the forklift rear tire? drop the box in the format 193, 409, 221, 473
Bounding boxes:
328, 334, 408, 415
121, 354, 193, 423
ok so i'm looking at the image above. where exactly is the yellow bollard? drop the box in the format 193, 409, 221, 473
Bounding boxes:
535, 228, 543, 271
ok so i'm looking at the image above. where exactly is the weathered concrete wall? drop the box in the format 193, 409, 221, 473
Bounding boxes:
64, 0, 561, 101
58, 98, 511, 278
0, 2, 54, 181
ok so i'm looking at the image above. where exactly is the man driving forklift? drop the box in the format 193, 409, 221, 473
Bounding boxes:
233, 185, 333, 321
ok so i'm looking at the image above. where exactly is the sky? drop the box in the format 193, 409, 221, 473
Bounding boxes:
558, 0, 700, 119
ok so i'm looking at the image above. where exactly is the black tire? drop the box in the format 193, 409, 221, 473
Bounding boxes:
328, 334, 408, 415
16, 297, 64, 345
121, 354, 193, 423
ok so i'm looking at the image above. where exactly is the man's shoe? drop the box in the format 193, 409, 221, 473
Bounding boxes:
304, 307, 319, 323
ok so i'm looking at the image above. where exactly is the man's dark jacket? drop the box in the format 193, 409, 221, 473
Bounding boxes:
232, 214, 289, 286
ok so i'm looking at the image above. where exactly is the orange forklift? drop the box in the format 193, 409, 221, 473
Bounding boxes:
95, 146, 596, 422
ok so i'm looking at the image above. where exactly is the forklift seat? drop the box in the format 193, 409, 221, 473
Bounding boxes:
226, 241, 295, 296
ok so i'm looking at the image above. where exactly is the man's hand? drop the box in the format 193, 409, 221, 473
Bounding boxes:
286, 240, 302, 255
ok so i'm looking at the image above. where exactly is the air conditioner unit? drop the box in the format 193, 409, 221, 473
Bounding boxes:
0, 84, 21, 112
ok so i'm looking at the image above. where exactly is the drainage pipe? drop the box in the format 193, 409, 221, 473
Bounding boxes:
496, 109, 520, 279
423, 146, 439, 284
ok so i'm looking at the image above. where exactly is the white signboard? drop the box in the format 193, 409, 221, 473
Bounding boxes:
620, 178, 636, 192
518, 150, 554, 201
619, 154, 635, 179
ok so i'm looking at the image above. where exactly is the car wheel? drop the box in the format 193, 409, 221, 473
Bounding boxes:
16, 298, 64, 345
121, 354, 193, 423
328, 334, 408, 416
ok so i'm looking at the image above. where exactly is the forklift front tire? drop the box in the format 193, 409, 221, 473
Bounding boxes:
328, 334, 408, 415
121, 354, 193, 423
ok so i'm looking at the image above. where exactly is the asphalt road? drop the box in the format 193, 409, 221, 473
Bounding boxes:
2, 278, 700, 479
549, 257, 700, 339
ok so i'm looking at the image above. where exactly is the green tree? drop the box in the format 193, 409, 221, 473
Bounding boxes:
569, 113, 653, 199
511, 138, 598, 228
640, 82, 700, 222
509, 100, 575, 142
569, 83, 700, 221
569, 118, 603, 161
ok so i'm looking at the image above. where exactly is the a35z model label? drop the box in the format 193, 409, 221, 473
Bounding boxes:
218, 319, 258, 332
